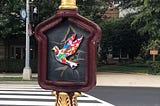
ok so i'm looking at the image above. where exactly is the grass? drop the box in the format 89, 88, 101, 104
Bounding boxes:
0, 77, 37, 81
98, 63, 149, 73
0, 61, 159, 81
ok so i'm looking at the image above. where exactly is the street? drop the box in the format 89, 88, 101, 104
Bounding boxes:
0, 84, 113, 106
87, 86, 160, 106
1, 83, 160, 106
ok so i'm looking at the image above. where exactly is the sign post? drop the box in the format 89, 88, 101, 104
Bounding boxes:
35, 0, 101, 106
150, 50, 158, 62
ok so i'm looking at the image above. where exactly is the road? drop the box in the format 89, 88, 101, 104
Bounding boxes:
1, 83, 160, 106
0, 84, 114, 106
87, 86, 160, 106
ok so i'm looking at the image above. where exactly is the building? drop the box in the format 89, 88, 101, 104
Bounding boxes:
0, 39, 36, 73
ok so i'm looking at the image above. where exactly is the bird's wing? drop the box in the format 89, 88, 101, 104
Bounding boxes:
60, 34, 76, 55
61, 34, 76, 51
64, 36, 83, 56
60, 34, 83, 57
66, 34, 76, 45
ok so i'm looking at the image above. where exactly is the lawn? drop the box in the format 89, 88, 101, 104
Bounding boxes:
98, 63, 149, 73
0, 77, 37, 81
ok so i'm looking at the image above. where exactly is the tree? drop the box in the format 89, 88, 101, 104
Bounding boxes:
29, 0, 60, 28
122, 0, 160, 59
100, 14, 145, 61
29, 0, 108, 25
128, 0, 160, 38
0, 0, 108, 39
0, 0, 25, 41
77, 0, 108, 23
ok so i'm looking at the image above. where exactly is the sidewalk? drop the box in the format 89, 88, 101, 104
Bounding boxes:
97, 72, 160, 87
0, 72, 160, 88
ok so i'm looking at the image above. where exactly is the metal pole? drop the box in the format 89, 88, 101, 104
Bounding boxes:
26, 0, 30, 68
23, 0, 32, 80
153, 55, 155, 62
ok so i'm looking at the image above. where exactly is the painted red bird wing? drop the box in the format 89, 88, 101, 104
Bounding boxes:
64, 36, 83, 56
60, 34, 75, 55
66, 34, 76, 45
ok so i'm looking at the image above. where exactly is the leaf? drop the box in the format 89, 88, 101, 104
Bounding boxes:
55, 66, 68, 71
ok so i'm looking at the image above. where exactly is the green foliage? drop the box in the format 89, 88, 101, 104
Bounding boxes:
0, 59, 37, 73
0, 0, 107, 41
33, 0, 60, 23
147, 61, 160, 75
128, 0, 160, 38
118, 0, 160, 60
140, 39, 160, 59
0, 77, 37, 81
98, 63, 148, 73
146, 39, 160, 50
0, 0, 25, 41
99, 15, 144, 61
77, 0, 108, 23
98, 60, 160, 75
0, 77, 22, 81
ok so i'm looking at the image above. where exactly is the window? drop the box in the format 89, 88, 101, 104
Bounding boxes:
10, 46, 24, 59
10, 46, 35, 59
112, 48, 128, 59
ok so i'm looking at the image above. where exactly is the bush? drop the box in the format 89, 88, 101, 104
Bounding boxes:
147, 61, 160, 75
0, 59, 37, 73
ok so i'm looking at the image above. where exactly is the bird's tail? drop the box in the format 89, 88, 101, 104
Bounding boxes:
66, 60, 78, 69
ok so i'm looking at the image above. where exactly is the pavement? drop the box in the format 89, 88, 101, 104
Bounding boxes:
97, 72, 160, 87
0, 72, 160, 88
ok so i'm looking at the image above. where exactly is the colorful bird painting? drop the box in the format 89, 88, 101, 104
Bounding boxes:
52, 34, 83, 69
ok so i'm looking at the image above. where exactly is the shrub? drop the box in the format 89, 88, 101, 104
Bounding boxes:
0, 59, 37, 73
147, 61, 160, 75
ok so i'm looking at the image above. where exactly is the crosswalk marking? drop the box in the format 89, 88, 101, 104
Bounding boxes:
0, 84, 115, 106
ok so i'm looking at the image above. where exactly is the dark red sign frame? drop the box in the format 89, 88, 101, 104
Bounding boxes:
35, 9, 101, 92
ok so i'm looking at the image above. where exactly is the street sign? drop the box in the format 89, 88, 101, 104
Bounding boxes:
35, 9, 101, 92
28, 24, 32, 36
20, 8, 27, 20
150, 50, 158, 55
35, 0, 101, 105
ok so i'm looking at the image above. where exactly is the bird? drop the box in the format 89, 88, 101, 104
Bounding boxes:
52, 34, 83, 69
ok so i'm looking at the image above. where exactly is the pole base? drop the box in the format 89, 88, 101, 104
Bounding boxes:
52, 91, 81, 106
23, 67, 32, 80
